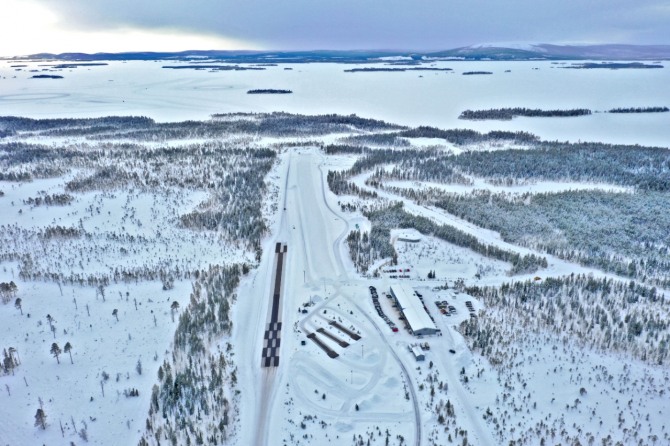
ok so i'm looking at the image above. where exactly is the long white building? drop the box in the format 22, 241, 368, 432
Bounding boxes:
389, 284, 439, 336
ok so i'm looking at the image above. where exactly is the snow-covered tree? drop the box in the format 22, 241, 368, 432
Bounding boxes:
64, 342, 73, 364
170, 301, 180, 322
34, 408, 46, 429
0, 281, 18, 304
46, 314, 55, 332
50, 343, 61, 364
3, 349, 16, 375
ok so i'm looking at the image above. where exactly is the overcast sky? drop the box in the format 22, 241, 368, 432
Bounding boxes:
1, 0, 669, 55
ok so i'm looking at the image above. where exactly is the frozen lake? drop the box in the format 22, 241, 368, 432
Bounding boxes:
1, 59, 669, 147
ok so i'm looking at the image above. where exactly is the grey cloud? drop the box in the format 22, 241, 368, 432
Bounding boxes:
36, 0, 670, 49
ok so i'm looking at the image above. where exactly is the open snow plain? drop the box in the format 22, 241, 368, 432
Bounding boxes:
1, 59, 670, 146
1, 60, 669, 446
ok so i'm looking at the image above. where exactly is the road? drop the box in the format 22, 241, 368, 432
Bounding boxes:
294, 151, 422, 446
251, 157, 291, 446
260, 242, 287, 367
250, 149, 422, 446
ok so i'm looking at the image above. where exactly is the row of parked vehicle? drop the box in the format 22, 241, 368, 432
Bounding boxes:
465, 300, 477, 318
435, 300, 457, 316
369, 286, 399, 332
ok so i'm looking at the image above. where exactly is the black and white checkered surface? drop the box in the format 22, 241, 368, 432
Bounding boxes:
262, 321, 282, 367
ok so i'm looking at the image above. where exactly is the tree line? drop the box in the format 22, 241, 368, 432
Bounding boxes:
459, 107, 592, 121
24, 193, 74, 207
446, 140, 670, 191
396, 126, 539, 145
142, 264, 244, 446
462, 274, 669, 365
1, 113, 404, 142
363, 203, 547, 275
385, 185, 670, 287
609, 106, 669, 113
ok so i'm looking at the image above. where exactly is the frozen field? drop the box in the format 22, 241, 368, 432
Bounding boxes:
1, 60, 669, 146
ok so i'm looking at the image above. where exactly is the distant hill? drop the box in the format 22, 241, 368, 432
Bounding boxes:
7, 44, 670, 63
428, 44, 670, 61
11, 50, 402, 64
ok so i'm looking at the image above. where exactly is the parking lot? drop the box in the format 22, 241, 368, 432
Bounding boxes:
369, 286, 399, 332
435, 299, 457, 316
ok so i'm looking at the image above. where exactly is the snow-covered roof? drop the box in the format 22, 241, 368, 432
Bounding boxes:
398, 231, 421, 243
390, 284, 437, 334
396, 229, 422, 243
410, 346, 425, 359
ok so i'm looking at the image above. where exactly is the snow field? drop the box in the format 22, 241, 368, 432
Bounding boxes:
352, 169, 645, 287
1, 175, 250, 282
2, 60, 670, 147
0, 134, 262, 445
318, 144, 670, 445
389, 229, 509, 283
0, 275, 194, 445
463, 326, 670, 445
0, 89, 667, 446
285, 291, 416, 445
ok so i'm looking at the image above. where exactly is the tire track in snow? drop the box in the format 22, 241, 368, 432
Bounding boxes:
314, 153, 423, 446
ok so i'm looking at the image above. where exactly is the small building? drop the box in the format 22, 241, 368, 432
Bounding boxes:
396, 229, 422, 243
389, 284, 439, 336
409, 345, 425, 361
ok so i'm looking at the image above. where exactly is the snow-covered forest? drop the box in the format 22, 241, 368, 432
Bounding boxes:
1, 106, 669, 446
322, 119, 670, 445
328, 131, 670, 287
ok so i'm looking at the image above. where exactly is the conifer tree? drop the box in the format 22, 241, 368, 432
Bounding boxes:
171, 301, 180, 322
35, 408, 46, 429
64, 342, 73, 364
50, 343, 62, 364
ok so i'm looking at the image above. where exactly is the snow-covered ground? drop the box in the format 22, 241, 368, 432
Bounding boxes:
242, 149, 499, 446
3, 133, 667, 444
1, 61, 669, 445
235, 145, 669, 446
0, 179, 214, 445
1, 60, 670, 147
0, 136, 257, 444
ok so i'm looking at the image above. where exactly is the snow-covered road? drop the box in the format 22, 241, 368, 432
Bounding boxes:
239, 148, 545, 445
235, 149, 428, 445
